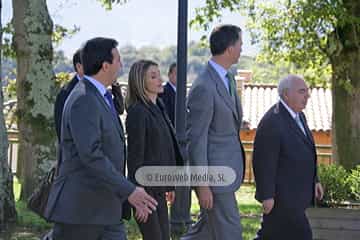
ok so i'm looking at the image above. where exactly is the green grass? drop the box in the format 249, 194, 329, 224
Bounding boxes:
6, 180, 261, 240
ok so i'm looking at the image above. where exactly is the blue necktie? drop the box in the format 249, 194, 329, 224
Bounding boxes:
104, 91, 117, 118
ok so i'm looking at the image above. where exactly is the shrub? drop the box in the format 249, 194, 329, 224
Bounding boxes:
318, 164, 350, 207
347, 165, 360, 201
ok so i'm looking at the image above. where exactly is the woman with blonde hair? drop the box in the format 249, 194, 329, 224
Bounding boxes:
126, 60, 183, 240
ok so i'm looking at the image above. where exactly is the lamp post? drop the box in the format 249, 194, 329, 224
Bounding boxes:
170, 0, 192, 235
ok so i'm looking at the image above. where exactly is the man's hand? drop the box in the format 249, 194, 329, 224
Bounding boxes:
262, 198, 274, 215
315, 182, 324, 200
134, 208, 149, 223
166, 191, 175, 205
196, 186, 213, 209
128, 186, 158, 222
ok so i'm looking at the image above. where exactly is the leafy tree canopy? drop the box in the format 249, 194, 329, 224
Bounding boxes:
190, 0, 360, 87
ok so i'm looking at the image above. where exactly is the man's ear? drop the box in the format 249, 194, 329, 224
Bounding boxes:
76, 63, 82, 72
102, 62, 109, 72
226, 45, 233, 56
283, 89, 289, 101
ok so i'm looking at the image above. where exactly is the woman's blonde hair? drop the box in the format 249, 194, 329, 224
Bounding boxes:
126, 59, 158, 109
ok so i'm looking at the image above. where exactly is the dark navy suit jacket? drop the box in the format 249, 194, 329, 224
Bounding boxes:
54, 75, 79, 141
253, 102, 318, 211
159, 82, 176, 125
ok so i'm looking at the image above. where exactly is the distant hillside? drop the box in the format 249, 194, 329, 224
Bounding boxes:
2, 41, 285, 88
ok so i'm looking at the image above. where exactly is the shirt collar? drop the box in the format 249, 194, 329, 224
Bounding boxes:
168, 81, 176, 92
209, 59, 228, 79
83, 75, 107, 97
279, 98, 298, 119
76, 74, 82, 81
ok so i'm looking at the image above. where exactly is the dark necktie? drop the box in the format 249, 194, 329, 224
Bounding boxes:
295, 114, 306, 135
226, 72, 236, 97
104, 91, 117, 118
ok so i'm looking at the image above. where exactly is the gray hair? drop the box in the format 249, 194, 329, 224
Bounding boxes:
278, 74, 304, 98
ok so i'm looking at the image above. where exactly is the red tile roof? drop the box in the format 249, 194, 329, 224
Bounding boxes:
241, 84, 332, 131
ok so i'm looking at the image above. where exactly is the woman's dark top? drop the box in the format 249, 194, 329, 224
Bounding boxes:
126, 98, 183, 192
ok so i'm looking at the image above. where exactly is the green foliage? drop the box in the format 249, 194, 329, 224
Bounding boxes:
52, 24, 80, 47
1, 23, 16, 58
318, 164, 360, 207
98, 0, 129, 10
189, 0, 248, 31
347, 165, 360, 201
1, 17, 79, 57
16, 201, 51, 232
318, 164, 350, 206
13, 178, 51, 232
4, 78, 16, 100
55, 72, 72, 88
189, 0, 359, 86
192, 0, 360, 170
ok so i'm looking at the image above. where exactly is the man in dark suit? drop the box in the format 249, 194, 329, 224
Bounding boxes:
159, 63, 177, 125
253, 74, 324, 240
45, 37, 157, 240
183, 24, 246, 240
159, 63, 193, 235
54, 49, 83, 141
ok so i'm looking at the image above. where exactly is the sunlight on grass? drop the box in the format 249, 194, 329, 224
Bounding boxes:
189, 184, 261, 240
11, 179, 260, 240
13, 176, 21, 201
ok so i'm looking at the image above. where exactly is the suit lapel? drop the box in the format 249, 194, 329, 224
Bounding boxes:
166, 82, 176, 96
299, 113, 315, 146
279, 103, 313, 148
83, 79, 125, 141
207, 63, 239, 121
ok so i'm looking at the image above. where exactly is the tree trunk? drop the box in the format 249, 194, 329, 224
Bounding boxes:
331, 0, 360, 170
12, 0, 56, 200
0, 0, 17, 230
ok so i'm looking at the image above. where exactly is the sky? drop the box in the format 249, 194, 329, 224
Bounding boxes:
3, 0, 259, 58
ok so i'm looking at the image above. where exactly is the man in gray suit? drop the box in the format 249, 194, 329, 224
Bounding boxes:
45, 37, 157, 240
253, 75, 323, 240
183, 24, 246, 240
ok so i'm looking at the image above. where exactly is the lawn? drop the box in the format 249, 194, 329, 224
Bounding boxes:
0, 179, 261, 240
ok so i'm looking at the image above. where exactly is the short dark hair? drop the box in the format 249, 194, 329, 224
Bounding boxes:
168, 62, 176, 75
209, 25, 242, 56
72, 49, 81, 72
81, 37, 118, 76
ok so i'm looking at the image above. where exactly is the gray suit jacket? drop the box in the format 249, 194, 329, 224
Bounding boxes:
186, 62, 246, 193
45, 78, 135, 224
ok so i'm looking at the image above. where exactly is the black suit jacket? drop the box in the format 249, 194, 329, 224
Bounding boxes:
54, 75, 79, 141
252, 102, 318, 211
45, 79, 135, 224
159, 82, 176, 125
126, 99, 184, 192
